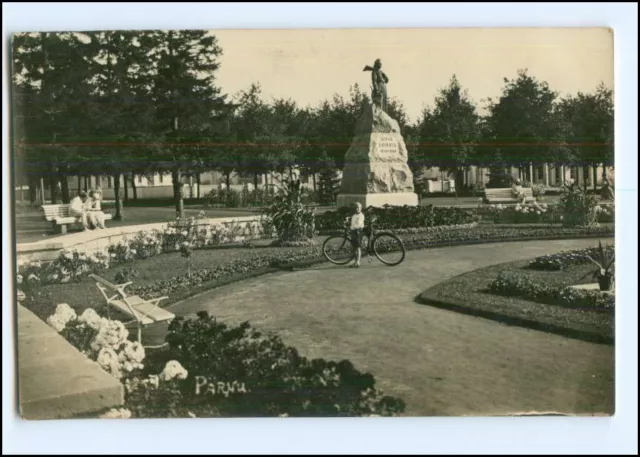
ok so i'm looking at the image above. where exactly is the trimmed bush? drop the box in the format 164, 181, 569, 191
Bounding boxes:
488, 271, 614, 310
529, 244, 615, 271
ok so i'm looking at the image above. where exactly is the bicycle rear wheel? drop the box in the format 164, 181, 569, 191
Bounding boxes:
322, 235, 355, 265
373, 232, 406, 266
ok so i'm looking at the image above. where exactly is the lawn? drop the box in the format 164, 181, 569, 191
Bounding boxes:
417, 259, 614, 344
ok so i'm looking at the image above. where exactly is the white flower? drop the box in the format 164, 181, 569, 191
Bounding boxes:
64, 252, 74, 260
99, 408, 132, 419
121, 341, 146, 364
91, 320, 129, 352
159, 360, 188, 381
130, 249, 137, 255
17, 274, 23, 285
188, 411, 197, 418
54, 303, 77, 324
28, 273, 40, 282
97, 347, 122, 379
79, 308, 106, 331
46, 314, 67, 332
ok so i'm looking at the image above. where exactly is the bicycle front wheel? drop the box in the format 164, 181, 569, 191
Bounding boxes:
373, 232, 406, 266
322, 235, 355, 265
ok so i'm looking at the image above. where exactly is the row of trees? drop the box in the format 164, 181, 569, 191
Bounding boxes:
411, 72, 614, 191
12, 31, 614, 218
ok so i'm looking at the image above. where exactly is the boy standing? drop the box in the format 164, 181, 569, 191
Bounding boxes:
349, 202, 365, 268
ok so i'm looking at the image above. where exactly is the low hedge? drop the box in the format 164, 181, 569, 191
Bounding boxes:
528, 244, 615, 271
315, 205, 476, 233
488, 271, 615, 310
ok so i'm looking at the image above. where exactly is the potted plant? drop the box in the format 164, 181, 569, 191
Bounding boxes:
583, 241, 615, 291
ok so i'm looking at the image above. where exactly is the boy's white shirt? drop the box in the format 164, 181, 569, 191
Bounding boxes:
350, 212, 365, 230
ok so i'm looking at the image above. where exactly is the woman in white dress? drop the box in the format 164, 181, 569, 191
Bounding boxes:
87, 189, 107, 229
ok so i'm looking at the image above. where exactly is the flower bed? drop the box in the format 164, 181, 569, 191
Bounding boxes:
45, 305, 405, 418
488, 271, 614, 310
315, 205, 476, 233
529, 244, 615, 271
417, 258, 615, 344
486, 202, 614, 225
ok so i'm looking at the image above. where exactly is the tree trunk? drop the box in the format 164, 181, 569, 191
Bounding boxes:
77, 176, 82, 194
253, 173, 259, 190
84, 176, 89, 191
225, 171, 231, 190
60, 177, 70, 203
196, 174, 201, 199
124, 175, 129, 202
39, 177, 45, 204
312, 173, 317, 193
29, 177, 37, 204
50, 174, 58, 204
172, 169, 184, 219
593, 165, 598, 191
131, 174, 138, 200
113, 174, 124, 220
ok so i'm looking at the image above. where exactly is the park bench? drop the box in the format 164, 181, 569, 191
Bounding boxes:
42, 204, 113, 234
484, 187, 536, 204
89, 274, 174, 345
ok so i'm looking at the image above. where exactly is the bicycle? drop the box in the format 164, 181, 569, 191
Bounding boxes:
322, 215, 406, 267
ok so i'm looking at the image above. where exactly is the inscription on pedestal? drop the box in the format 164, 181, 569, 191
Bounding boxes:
377, 135, 399, 157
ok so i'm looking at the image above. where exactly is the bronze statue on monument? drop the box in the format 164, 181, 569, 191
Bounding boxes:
363, 59, 389, 113
335, 58, 418, 209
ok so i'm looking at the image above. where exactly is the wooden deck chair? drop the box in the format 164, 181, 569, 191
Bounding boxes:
89, 274, 174, 344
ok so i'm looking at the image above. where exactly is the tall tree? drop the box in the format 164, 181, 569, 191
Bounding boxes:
485, 69, 558, 182
81, 30, 157, 219
12, 32, 95, 204
145, 30, 225, 218
415, 75, 481, 194
556, 83, 614, 189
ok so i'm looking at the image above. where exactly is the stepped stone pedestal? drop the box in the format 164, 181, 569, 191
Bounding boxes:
336, 103, 419, 208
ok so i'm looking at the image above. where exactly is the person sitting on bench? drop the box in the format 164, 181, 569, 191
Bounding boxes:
511, 179, 527, 204
86, 189, 107, 229
69, 191, 90, 230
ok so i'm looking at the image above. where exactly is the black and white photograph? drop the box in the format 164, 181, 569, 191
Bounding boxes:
4, 4, 637, 453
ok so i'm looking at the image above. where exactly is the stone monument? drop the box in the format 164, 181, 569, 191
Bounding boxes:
336, 59, 419, 208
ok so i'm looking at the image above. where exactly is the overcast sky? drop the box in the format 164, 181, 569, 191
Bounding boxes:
210, 28, 613, 123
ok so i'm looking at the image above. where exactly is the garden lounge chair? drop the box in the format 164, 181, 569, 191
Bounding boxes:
89, 274, 174, 345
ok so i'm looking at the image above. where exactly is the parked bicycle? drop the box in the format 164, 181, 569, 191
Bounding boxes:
322, 215, 406, 267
